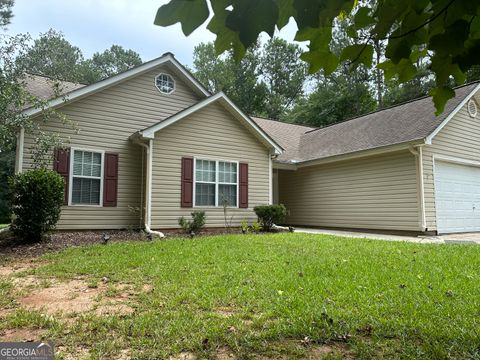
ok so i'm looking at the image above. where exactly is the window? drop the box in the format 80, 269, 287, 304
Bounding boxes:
155, 73, 175, 94
70, 149, 103, 205
194, 159, 238, 207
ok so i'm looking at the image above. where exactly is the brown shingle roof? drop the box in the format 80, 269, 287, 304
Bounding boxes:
251, 117, 314, 163
254, 82, 480, 163
22, 74, 85, 100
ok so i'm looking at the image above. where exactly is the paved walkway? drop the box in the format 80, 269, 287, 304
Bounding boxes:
294, 227, 480, 245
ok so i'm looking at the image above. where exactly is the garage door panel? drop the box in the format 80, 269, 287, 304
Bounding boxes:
435, 161, 480, 233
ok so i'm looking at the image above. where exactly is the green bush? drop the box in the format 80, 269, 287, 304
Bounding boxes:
9, 169, 64, 242
178, 211, 206, 234
253, 204, 287, 231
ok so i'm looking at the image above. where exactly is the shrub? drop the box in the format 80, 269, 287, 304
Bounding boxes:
178, 211, 206, 234
251, 220, 262, 234
253, 204, 287, 231
9, 169, 64, 242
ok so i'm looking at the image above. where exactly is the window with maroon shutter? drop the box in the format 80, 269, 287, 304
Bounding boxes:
239, 163, 248, 208
53, 148, 70, 205
181, 157, 194, 207
103, 153, 119, 207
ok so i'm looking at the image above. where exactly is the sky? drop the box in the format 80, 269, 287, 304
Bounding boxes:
5, 0, 300, 67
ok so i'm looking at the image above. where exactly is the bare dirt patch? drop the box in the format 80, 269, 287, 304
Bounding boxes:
214, 306, 237, 318
215, 346, 237, 359
0, 328, 45, 342
169, 351, 197, 360
17, 279, 135, 317
305, 343, 354, 359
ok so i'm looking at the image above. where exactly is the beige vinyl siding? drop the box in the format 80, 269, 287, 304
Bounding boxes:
278, 150, 420, 231
22, 64, 200, 230
151, 102, 270, 229
423, 93, 480, 232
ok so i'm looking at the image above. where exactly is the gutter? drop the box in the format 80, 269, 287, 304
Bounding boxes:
137, 140, 164, 239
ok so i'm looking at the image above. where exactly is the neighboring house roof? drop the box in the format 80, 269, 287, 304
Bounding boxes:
22, 53, 210, 117
22, 74, 85, 100
252, 117, 314, 163
135, 92, 284, 155
255, 82, 480, 164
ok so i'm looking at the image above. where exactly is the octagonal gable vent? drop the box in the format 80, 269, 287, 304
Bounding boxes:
468, 99, 478, 118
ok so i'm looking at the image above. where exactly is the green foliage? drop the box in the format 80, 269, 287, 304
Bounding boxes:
81, 45, 143, 83
251, 220, 261, 234
16, 29, 85, 83
0, 33, 72, 166
155, 0, 480, 114
0, 147, 15, 223
9, 169, 64, 242
240, 219, 249, 234
193, 38, 307, 119
36, 234, 480, 358
254, 204, 287, 231
15, 29, 142, 85
288, 73, 376, 127
178, 211, 206, 234
0, 0, 14, 28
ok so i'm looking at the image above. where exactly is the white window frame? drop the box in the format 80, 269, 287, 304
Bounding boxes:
154, 73, 175, 95
68, 147, 105, 207
193, 157, 239, 208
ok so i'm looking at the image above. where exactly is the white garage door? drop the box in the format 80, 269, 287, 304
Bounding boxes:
435, 161, 480, 233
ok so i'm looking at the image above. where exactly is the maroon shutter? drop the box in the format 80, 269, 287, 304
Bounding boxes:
181, 157, 194, 207
103, 153, 119, 207
239, 163, 248, 208
53, 148, 70, 205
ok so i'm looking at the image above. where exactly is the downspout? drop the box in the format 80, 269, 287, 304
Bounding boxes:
409, 145, 427, 231
269, 153, 273, 205
15, 127, 25, 174
138, 140, 164, 238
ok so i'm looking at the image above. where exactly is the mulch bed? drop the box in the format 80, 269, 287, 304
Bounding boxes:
0, 228, 244, 259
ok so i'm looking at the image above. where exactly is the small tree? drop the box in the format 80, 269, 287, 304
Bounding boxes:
9, 169, 64, 242
254, 204, 287, 232
178, 211, 206, 234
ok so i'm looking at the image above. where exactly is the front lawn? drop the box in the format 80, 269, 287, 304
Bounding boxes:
1, 233, 479, 359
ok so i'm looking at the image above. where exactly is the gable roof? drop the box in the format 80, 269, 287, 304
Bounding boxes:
22, 74, 86, 100
22, 53, 210, 117
254, 82, 480, 164
136, 92, 283, 154
252, 117, 314, 163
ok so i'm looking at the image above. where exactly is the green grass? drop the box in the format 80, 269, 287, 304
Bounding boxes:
9, 234, 480, 358
0, 224, 9, 229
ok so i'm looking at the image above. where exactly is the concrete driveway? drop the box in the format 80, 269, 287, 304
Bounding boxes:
294, 227, 480, 245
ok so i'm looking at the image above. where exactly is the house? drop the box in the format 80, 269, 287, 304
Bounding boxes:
16, 53, 480, 234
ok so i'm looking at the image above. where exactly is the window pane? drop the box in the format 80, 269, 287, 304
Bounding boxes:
72, 178, 101, 205
219, 184, 237, 207
219, 161, 237, 184
73, 151, 83, 175
195, 183, 215, 206
196, 159, 215, 182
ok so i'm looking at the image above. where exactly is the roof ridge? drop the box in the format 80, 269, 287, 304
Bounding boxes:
252, 115, 317, 130
305, 80, 480, 135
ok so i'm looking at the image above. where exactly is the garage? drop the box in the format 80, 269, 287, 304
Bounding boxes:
434, 160, 480, 233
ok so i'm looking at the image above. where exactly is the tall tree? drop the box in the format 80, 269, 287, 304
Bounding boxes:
193, 40, 307, 119
192, 42, 266, 116
81, 45, 142, 83
155, 0, 480, 115
0, 0, 13, 27
259, 38, 307, 119
16, 29, 85, 82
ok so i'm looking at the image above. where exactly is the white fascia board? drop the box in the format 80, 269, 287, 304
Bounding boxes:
23, 54, 210, 118
425, 83, 480, 144
141, 92, 283, 154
